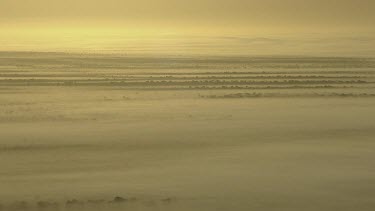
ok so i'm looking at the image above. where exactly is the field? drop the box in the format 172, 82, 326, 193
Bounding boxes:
1, 52, 375, 211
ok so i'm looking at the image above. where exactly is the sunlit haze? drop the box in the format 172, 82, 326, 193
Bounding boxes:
1, 0, 375, 56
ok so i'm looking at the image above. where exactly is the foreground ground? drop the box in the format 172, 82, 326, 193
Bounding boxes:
0, 52, 375, 210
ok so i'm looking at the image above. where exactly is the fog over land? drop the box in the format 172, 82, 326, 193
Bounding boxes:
1, 0, 375, 210
0, 52, 375, 211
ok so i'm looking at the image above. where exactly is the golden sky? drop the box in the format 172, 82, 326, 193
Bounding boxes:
1, 0, 374, 56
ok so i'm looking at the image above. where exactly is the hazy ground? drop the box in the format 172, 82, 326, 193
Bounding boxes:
0, 52, 375, 211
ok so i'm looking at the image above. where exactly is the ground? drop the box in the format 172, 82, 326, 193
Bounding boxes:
0, 52, 375, 210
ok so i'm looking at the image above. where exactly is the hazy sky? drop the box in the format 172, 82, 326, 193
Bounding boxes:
2, 0, 375, 30
1, 0, 374, 55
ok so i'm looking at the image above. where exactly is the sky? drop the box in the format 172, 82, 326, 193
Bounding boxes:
1, 0, 374, 56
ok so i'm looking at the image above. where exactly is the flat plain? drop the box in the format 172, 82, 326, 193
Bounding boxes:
1, 52, 375, 211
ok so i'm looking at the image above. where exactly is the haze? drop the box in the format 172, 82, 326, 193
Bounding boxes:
1, 1, 375, 211
1, 0, 375, 56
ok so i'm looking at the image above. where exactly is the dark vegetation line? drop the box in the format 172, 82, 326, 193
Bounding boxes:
3, 64, 375, 70
2, 70, 375, 75
1, 83, 373, 92
0, 196, 176, 211
202, 92, 375, 99
1, 75, 371, 80
0, 144, 94, 152
109, 85, 373, 91
0, 79, 372, 86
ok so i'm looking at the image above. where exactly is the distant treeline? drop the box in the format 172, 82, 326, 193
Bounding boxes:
0, 196, 176, 211
202, 92, 375, 99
